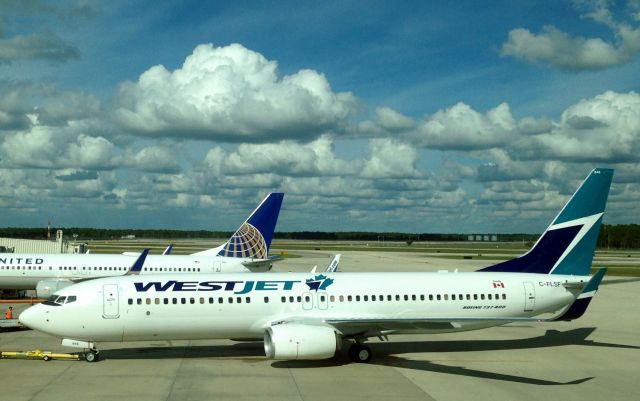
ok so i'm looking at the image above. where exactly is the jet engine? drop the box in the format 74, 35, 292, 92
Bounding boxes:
36, 280, 74, 298
264, 324, 338, 360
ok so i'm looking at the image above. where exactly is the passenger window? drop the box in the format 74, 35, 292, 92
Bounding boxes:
488, 294, 492, 300
172, 298, 177, 304
190, 298, 195, 304
246, 297, 250, 304
164, 298, 169, 305
228, 297, 233, 304
480, 294, 485, 300
146, 298, 151, 305
420, 295, 425, 301
305, 295, 311, 302
218, 297, 223, 304
181, 298, 186, 304
330, 295, 335, 302
209, 297, 214, 304
200, 297, 205, 304
320, 295, 326, 302
155, 298, 160, 305
395, 295, 400, 301
371, 295, 376, 301
264, 297, 269, 303
452, 295, 456, 300
128, 299, 133, 305
473, 294, 478, 300
236, 297, 242, 304
289, 296, 294, 303
466, 294, 471, 300
137, 298, 142, 305
436, 295, 441, 301
404, 295, 408, 301
347, 295, 352, 302
502, 294, 507, 300
339, 295, 344, 302
364, 295, 369, 301
297, 296, 302, 302
281, 296, 286, 303
387, 295, 392, 301
355, 295, 360, 302
411, 295, 416, 301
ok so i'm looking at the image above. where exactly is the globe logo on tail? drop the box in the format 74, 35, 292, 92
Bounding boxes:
217, 223, 268, 259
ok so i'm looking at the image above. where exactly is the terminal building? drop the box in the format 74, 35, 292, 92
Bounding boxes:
0, 230, 85, 254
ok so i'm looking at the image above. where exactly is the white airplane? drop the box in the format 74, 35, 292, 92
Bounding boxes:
19, 168, 612, 363
0, 193, 284, 298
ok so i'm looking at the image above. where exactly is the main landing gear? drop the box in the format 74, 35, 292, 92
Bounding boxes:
347, 343, 372, 363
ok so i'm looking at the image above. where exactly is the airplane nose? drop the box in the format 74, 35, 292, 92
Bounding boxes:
18, 305, 45, 330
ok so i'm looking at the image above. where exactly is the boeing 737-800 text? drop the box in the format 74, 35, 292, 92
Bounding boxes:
19, 169, 612, 363
1, 193, 283, 298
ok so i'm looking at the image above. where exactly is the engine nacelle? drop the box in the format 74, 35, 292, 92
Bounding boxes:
264, 324, 338, 360
36, 280, 74, 299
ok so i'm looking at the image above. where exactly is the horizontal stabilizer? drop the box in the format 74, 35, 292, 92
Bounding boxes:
553, 268, 607, 321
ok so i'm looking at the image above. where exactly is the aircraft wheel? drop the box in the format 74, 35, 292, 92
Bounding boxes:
43, 355, 51, 361
348, 344, 372, 363
85, 350, 99, 362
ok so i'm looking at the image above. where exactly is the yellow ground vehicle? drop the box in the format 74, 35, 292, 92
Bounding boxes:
1, 349, 80, 361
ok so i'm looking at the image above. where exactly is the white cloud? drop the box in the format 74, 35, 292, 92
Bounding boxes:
412, 102, 515, 150
361, 138, 421, 179
501, 4, 640, 71
523, 91, 640, 162
0, 121, 115, 170
114, 43, 357, 141
207, 136, 355, 177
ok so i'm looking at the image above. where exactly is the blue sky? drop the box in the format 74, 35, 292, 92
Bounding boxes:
1, 0, 639, 234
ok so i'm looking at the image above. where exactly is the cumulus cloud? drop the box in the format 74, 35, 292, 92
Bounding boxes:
501, 4, 640, 71
520, 91, 640, 162
204, 136, 354, 177
0, 122, 116, 170
361, 138, 421, 179
114, 43, 357, 141
412, 102, 515, 150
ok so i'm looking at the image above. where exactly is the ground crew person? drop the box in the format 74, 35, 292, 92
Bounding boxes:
5, 306, 13, 319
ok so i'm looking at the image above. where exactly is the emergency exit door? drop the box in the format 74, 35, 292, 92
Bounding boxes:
102, 284, 119, 319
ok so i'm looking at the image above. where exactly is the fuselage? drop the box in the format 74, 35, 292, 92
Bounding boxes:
19, 271, 584, 342
0, 253, 257, 290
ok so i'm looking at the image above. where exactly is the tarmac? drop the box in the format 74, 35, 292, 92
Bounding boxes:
1, 250, 639, 401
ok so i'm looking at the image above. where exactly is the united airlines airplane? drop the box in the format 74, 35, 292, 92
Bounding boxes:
0, 193, 284, 298
19, 169, 612, 363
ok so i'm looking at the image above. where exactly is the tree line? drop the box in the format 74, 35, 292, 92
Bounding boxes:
0, 224, 638, 249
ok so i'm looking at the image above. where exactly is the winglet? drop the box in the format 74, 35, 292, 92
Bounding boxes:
125, 249, 149, 276
554, 268, 607, 321
325, 254, 341, 272
162, 244, 173, 255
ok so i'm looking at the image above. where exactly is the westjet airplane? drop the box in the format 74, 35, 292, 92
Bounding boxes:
19, 169, 612, 363
0, 193, 284, 298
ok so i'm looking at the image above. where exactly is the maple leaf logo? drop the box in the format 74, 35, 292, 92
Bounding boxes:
305, 274, 334, 291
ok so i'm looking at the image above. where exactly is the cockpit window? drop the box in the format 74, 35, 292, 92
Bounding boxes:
42, 295, 76, 306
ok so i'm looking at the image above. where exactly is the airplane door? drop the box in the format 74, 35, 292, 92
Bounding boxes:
103, 284, 120, 319
317, 292, 328, 310
523, 282, 535, 312
302, 292, 313, 310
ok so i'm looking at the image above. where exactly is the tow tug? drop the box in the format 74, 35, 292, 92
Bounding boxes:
1, 349, 80, 361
